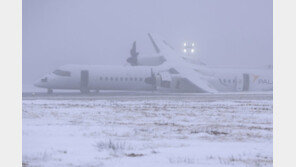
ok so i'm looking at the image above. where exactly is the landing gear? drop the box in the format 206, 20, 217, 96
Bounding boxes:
47, 88, 53, 94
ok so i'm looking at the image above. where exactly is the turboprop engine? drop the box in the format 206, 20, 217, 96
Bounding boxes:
127, 41, 166, 66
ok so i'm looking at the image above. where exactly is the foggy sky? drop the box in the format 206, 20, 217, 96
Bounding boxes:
23, 0, 272, 85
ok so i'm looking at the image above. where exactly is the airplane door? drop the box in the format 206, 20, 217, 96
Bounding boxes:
236, 73, 249, 92
242, 73, 250, 91
236, 75, 243, 91
80, 70, 89, 93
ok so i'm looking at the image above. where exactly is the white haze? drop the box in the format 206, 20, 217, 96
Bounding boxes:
23, 0, 272, 86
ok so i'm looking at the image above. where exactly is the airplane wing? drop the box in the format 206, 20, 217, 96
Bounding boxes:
169, 65, 217, 93
148, 33, 217, 93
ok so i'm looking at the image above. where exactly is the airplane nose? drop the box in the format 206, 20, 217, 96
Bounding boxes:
34, 76, 47, 87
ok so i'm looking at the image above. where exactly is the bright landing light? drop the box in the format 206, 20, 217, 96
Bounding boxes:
191, 49, 194, 53
184, 49, 187, 53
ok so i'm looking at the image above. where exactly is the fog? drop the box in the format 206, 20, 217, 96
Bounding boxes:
23, 0, 272, 86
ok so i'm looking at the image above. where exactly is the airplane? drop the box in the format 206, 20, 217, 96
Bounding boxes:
34, 33, 273, 94
126, 34, 272, 92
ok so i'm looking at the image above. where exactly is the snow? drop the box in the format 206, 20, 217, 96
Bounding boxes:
23, 93, 273, 167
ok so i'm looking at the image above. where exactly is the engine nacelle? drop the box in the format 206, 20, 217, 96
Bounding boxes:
137, 55, 166, 66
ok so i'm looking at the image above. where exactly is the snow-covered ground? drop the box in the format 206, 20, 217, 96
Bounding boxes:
23, 93, 273, 167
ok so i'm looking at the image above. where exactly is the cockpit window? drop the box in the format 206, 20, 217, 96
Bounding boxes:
41, 77, 47, 82
53, 70, 71, 77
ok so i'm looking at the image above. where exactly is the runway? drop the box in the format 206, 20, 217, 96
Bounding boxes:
23, 91, 272, 100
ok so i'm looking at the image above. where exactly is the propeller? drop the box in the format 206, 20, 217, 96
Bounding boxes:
126, 41, 139, 66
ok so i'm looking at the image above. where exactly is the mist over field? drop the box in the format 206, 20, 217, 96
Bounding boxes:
23, 0, 272, 87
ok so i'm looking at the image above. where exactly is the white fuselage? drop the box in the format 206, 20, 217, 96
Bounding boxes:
34, 64, 272, 93
35, 65, 155, 91
204, 67, 273, 92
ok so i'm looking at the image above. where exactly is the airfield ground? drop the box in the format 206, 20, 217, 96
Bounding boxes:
22, 92, 273, 167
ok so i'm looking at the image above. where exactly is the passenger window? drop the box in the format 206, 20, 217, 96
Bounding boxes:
125, 78, 128, 81
130, 78, 133, 81
110, 77, 113, 81
105, 77, 108, 81
120, 77, 123, 81
99, 77, 103, 80
115, 78, 118, 81
134, 78, 138, 81
139, 78, 143, 81
223, 79, 226, 83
